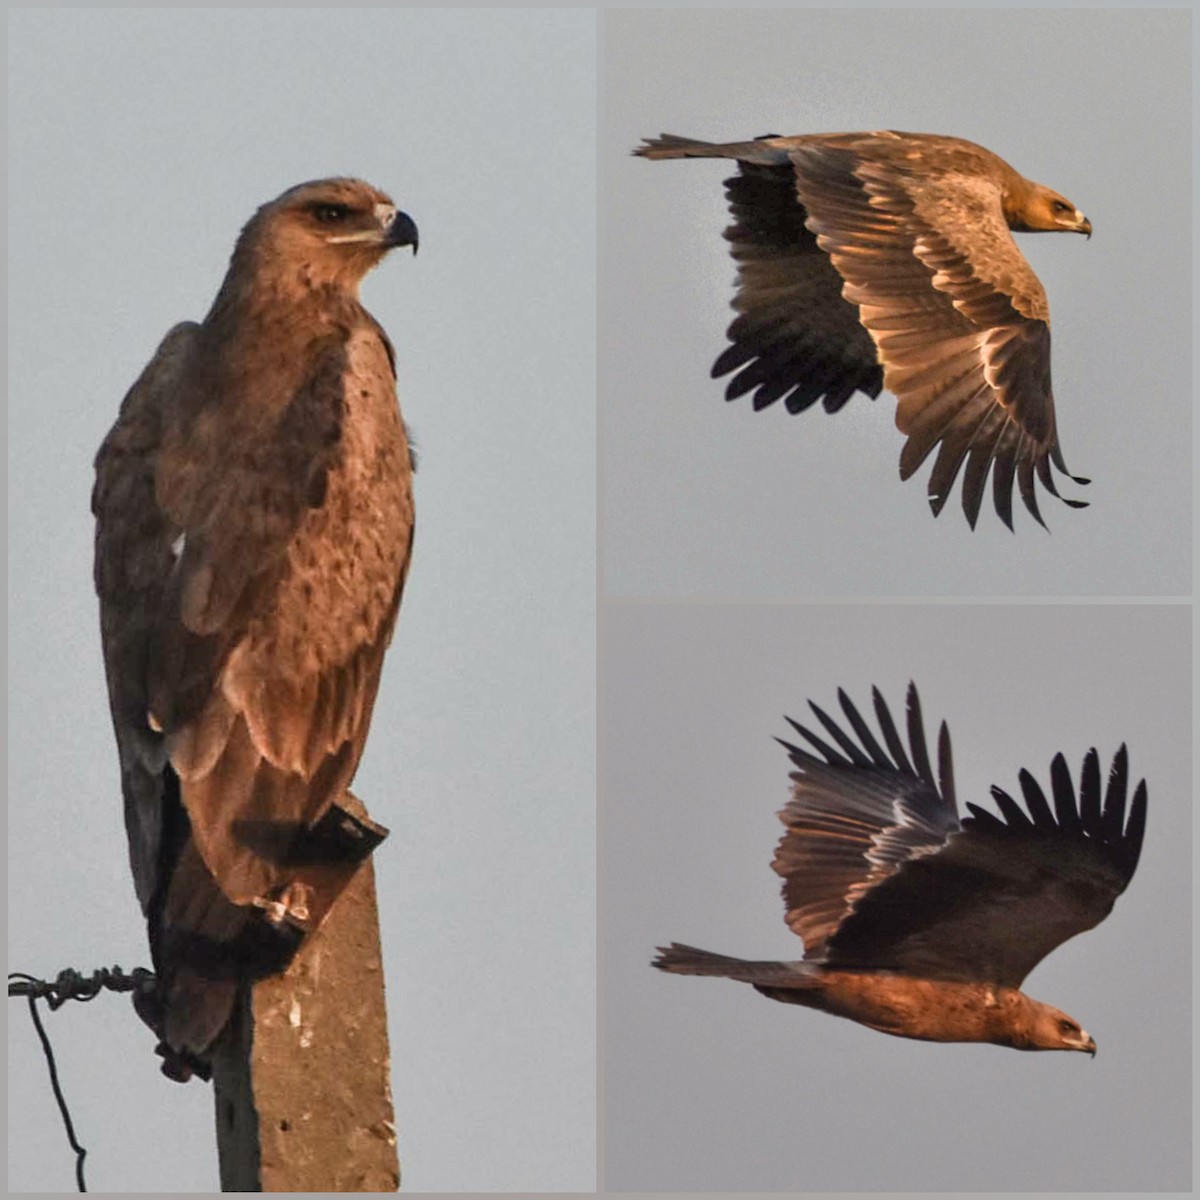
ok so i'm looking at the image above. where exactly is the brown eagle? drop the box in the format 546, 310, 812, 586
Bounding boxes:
92, 178, 418, 1078
635, 131, 1093, 529
654, 684, 1146, 1054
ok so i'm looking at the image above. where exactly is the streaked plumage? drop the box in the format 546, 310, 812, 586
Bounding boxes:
636, 131, 1093, 529
93, 178, 418, 1076
654, 684, 1146, 1054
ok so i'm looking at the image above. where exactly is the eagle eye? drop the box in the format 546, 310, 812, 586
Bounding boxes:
1051, 200, 1071, 215
311, 203, 352, 223
1058, 1018, 1076, 1034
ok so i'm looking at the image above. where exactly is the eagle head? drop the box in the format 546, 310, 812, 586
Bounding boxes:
1014, 183, 1092, 238
236, 177, 418, 293
1021, 999, 1097, 1056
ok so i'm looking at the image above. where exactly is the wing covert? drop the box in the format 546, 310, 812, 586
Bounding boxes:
788, 142, 1088, 528
772, 683, 959, 960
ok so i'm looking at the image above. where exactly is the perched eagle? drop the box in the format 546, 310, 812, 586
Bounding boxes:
92, 178, 419, 1078
655, 684, 1146, 1054
635, 131, 1093, 529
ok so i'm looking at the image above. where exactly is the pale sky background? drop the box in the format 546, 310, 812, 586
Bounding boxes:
8, 9, 595, 1192
602, 601, 1192, 1193
600, 7, 1192, 597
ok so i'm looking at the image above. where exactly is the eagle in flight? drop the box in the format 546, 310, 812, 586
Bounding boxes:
93, 178, 418, 1078
655, 684, 1146, 1054
635, 131, 1093, 529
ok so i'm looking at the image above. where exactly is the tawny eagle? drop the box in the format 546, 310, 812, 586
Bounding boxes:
635, 131, 1093, 530
655, 684, 1146, 1054
92, 178, 418, 1077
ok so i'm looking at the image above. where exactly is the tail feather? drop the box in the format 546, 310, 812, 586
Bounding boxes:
634, 134, 789, 166
653, 942, 814, 986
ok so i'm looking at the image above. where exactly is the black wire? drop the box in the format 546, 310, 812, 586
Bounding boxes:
9, 975, 88, 1192
9, 966, 159, 1191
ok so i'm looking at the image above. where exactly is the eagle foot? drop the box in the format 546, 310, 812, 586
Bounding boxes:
253, 881, 315, 931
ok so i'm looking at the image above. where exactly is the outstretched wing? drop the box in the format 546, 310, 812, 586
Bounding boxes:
773, 683, 960, 960
637, 134, 881, 416
776, 684, 1146, 987
787, 137, 1088, 529
820, 746, 1146, 988
715, 156, 883, 415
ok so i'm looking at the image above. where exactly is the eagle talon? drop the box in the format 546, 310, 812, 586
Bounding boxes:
253, 881, 314, 928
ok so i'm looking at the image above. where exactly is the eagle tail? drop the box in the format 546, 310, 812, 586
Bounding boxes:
653, 942, 814, 986
132, 970, 234, 1082
162, 971, 238, 1071
634, 134, 788, 165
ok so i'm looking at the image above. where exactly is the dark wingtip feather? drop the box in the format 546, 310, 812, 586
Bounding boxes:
836, 687, 892, 769
964, 800, 1006, 832
1101, 744, 1130, 843
961, 475, 985, 529
989, 784, 1034, 829
1125, 778, 1148, 876
904, 683, 937, 791
782, 716, 851, 767
808, 700, 872, 766
937, 720, 957, 814
1079, 748, 1102, 829
1017, 767, 1056, 829
871, 686, 915, 775
784, 684, 951, 788
1050, 752, 1083, 834
774, 735, 818, 767
711, 342, 755, 380
1018, 459, 1049, 531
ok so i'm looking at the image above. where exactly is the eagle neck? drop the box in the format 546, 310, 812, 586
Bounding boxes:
997, 165, 1037, 231
202, 248, 364, 370
982, 986, 1034, 1048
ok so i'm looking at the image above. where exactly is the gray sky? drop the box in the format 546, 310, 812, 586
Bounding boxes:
602, 601, 1191, 1193
600, 8, 1192, 597
8, 9, 595, 1192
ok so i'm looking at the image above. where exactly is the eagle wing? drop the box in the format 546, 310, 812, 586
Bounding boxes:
94, 321, 198, 912
95, 323, 413, 921
777, 686, 1146, 988
712, 156, 883, 415
773, 683, 959, 960
843, 745, 1146, 988
787, 137, 1088, 529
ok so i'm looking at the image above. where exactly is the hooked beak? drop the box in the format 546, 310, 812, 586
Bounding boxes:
385, 209, 419, 255
1083, 1034, 1097, 1058
1075, 212, 1092, 240
325, 204, 418, 254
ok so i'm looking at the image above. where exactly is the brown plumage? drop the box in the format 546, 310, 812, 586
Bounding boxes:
636, 131, 1093, 529
93, 178, 418, 1076
654, 684, 1146, 1054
